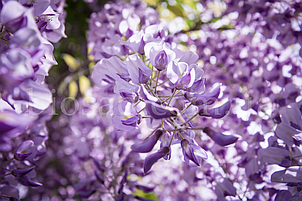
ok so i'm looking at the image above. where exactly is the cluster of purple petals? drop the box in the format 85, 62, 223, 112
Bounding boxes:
0, 0, 66, 200
84, 0, 240, 200
225, 0, 302, 56
176, 0, 302, 199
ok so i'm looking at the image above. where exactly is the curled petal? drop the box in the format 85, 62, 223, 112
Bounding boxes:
145, 101, 178, 119
12, 166, 35, 177
122, 116, 140, 126
199, 100, 230, 119
185, 83, 221, 105
143, 146, 170, 174
203, 127, 238, 146
120, 90, 139, 103
131, 130, 163, 153
18, 175, 42, 187
14, 140, 34, 161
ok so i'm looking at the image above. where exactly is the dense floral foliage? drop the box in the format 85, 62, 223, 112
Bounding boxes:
1, 0, 302, 200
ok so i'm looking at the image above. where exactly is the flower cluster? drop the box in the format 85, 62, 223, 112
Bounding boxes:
0, 0, 66, 200
1, 0, 302, 200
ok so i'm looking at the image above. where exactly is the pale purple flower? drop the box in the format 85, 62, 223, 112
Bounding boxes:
126, 30, 145, 54
102, 34, 129, 56
144, 41, 176, 71
119, 7, 140, 37
126, 54, 152, 84
111, 101, 141, 131
185, 83, 221, 106
14, 140, 35, 161
181, 138, 207, 166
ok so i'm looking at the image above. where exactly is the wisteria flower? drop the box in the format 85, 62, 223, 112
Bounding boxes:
144, 41, 176, 71
111, 101, 141, 131
126, 54, 152, 84
181, 138, 207, 167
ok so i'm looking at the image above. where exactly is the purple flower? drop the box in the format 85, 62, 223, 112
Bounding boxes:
145, 101, 178, 119
126, 54, 152, 84
167, 61, 195, 89
119, 7, 140, 37
203, 127, 238, 146
131, 130, 163, 153
111, 101, 141, 131
144, 41, 176, 71
91, 56, 139, 95
185, 83, 221, 106
120, 89, 139, 103
126, 30, 145, 54
181, 138, 207, 166
14, 140, 35, 161
143, 146, 170, 174
0, 1, 28, 33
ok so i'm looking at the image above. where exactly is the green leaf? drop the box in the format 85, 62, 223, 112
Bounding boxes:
132, 188, 158, 200
167, 4, 185, 18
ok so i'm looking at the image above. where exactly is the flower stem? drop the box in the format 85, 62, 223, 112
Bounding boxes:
154, 71, 160, 94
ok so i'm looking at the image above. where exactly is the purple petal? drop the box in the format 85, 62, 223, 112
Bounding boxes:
203, 127, 238, 146
12, 166, 35, 177
143, 146, 170, 174
94, 171, 104, 184
122, 116, 140, 126
154, 50, 168, 71
199, 100, 231, 119
275, 190, 292, 201
131, 130, 163, 153
92, 158, 105, 172
18, 175, 42, 187
145, 101, 178, 119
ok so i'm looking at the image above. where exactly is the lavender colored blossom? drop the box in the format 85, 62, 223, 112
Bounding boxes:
112, 101, 141, 131
144, 41, 176, 71
181, 138, 207, 166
